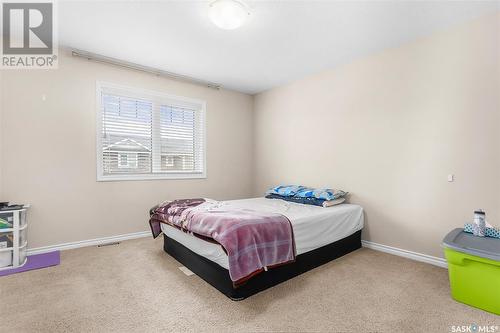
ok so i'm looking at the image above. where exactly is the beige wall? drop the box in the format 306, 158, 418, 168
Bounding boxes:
0, 49, 254, 248
0, 70, 3, 200
253, 13, 500, 258
1, 14, 498, 258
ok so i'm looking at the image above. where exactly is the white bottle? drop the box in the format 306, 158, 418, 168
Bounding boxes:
473, 210, 486, 237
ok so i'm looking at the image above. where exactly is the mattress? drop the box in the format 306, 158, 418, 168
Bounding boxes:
160, 197, 364, 269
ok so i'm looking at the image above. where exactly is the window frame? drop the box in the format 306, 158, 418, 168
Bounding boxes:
96, 81, 207, 182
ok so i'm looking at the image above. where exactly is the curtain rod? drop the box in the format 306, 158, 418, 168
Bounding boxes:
71, 48, 221, 90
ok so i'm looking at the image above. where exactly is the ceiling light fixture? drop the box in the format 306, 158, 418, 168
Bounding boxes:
208, 0, 250, 30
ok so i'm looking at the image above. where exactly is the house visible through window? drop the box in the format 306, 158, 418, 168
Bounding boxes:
118, 153, 138, 169
97, 82, 206, 181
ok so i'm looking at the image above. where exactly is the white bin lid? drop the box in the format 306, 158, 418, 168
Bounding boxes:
443, 228, 500, 262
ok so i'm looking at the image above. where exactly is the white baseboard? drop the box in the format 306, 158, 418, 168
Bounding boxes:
28, 231, 151, 255
27, 231, 447, 269
362, 240, 447, 268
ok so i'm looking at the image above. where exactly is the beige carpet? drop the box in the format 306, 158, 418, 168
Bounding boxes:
2, 237, 498, 333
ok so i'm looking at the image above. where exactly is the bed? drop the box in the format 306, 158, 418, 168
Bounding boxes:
153, 197, 364, 300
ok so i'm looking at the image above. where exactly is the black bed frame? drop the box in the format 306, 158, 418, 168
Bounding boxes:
163, 229, 362, 300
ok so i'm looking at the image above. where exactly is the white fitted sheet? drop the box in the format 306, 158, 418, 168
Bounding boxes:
160, 197, 364, 269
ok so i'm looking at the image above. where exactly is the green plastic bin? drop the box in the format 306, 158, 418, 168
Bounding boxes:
443, 228, 500, 315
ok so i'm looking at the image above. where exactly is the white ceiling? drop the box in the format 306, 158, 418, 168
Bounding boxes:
59, 1, 499, 94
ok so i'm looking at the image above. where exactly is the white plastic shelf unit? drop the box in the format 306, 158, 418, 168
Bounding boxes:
0, 206, 29, 270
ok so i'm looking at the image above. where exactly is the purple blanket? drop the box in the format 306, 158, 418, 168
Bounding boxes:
149, 199, 296, 285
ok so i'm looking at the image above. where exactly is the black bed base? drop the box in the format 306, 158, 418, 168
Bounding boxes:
163, 229, 362, 300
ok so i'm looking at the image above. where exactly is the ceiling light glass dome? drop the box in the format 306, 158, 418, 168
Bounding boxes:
209, 0, 250, 30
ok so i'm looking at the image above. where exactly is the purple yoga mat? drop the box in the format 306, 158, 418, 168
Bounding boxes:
0, 251, 60, 277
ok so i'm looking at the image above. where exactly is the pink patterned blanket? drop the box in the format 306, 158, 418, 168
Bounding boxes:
149, 199, 296, 285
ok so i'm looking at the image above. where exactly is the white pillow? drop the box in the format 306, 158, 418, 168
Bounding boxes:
322, 197, 346, 207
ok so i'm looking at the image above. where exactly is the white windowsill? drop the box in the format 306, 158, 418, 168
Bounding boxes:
97, 172, 207, 182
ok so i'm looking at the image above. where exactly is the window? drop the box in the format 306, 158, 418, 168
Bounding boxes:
97, 82, 206, 181
118, 153, 138, 169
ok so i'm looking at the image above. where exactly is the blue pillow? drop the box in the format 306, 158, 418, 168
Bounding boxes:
295, 188, 347, 201
266, 185, 305, 197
